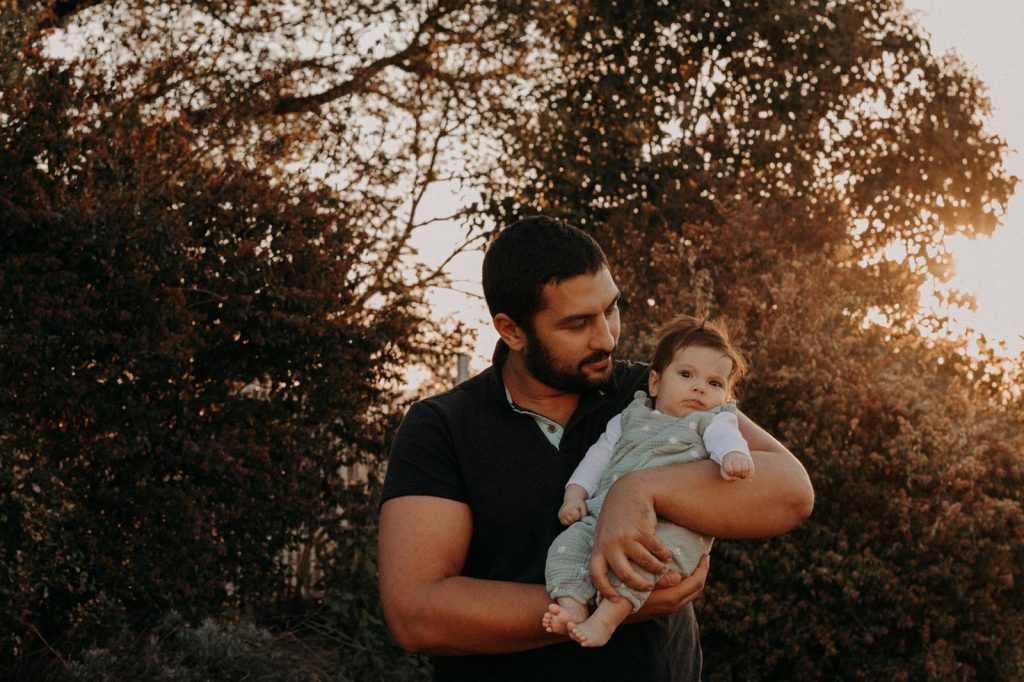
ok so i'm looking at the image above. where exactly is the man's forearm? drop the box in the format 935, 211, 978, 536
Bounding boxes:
639, 449, 814, 538
379, 496, 568, 655
384, 576, 563, 655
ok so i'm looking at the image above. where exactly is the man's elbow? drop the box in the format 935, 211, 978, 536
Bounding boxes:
770, 448, 815, 529
388, 623, 429, 654
787, 474, 815, 527
381, 597, 439, 654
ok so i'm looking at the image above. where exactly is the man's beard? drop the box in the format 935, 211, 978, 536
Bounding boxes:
522, 328, 615, 393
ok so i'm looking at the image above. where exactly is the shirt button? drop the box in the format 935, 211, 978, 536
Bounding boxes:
547, 425, 557, 433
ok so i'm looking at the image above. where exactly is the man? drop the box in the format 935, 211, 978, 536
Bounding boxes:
378, 217, 814, 681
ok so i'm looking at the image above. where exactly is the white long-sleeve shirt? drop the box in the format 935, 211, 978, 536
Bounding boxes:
567, 410, 750, 496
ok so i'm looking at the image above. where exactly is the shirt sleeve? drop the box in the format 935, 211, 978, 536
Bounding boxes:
567, 413, 622, 496
380, 400, 466, 506
704, 411, 751, 466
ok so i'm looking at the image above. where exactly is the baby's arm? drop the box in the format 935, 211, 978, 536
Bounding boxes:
721, 451, 755, 481
559, 484, 589, 525
558, 414, 622, 525
705, 412, 754, 481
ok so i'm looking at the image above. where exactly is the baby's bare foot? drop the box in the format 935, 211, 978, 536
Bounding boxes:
567, 617, 616, 648
541, 604, 570, 634
542, 601, 587, 634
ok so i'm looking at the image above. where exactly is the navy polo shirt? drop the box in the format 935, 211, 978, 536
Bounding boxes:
381, 354, 703, 681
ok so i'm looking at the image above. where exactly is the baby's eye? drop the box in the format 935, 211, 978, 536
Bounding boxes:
709, 380, 722, 387
680, 370, 691, 378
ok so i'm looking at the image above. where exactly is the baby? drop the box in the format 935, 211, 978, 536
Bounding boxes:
542, 314, 754, 647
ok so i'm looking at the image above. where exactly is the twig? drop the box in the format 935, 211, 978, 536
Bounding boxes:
11, 615, 69, 670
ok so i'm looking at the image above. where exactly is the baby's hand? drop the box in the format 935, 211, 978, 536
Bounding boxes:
558, 500, 588, 525
720, 451, 755, 481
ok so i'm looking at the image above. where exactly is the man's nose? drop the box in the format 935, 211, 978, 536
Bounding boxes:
592, 317, 615, 351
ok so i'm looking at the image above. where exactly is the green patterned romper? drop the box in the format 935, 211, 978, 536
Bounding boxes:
545, 391, 733, 611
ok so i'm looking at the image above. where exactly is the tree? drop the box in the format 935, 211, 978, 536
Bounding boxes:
688, 194, 1023, 679
5, 0, 1022, 677
1, 0, 509, 664
34, 0, 547, 283
488, 0, 1023, 677
492, 0, 1012, 314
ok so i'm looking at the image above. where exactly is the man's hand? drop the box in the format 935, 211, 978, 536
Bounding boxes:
589, 471, 673, 600
627, 555, 710, 622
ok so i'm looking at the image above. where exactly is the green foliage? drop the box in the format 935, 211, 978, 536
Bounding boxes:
0, 3, 459, 666
4, 0, 1023, 678
599, 192, 1024, 679
65, 612, 335, 682
305, 493, 431, 682
488, 1, 1022, 678
495, 0, 1013, 302
696, 230, 1023, 680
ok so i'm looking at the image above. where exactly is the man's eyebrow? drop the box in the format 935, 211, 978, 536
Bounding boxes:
557, 291, 621, 324
558, 312, 595, 325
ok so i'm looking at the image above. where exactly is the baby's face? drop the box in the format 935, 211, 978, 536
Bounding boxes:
648, 345, 732, 418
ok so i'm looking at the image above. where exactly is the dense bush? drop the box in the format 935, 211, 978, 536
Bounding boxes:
64, 613, 335, 682
4, 1, 1023, 678
599, 193, 1024, 679
697, 243, 1024, 680
295, 478, 431, 682
0, 13, 443, 666
491, 1, 1022, 677
58, 605, 427, 682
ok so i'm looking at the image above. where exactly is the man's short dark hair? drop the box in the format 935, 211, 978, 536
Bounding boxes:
482, 216, 608, 329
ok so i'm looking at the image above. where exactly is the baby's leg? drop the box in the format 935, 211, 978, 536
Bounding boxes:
567, 519, 713, 647
544, 517, 599, 626
567, 597, 633, 648
542, 596, 589, 635
655, 518, 713, 577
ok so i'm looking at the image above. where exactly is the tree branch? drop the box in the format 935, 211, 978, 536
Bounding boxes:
271, 43, 430, 116
49, 0, 103, 28
353, 92, 453, 308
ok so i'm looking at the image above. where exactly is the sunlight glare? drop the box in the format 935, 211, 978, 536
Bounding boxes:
928, 225, 1024, 355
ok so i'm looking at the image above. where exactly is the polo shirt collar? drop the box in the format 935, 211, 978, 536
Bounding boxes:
503, 385, 565, 447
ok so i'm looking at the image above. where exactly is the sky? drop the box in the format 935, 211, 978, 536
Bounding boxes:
902, 0, 1024, 356
416, 1, 1024, 372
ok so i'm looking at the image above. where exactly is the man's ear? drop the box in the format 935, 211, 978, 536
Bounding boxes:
647, 370, 660, 398
493, 313, 528, 352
